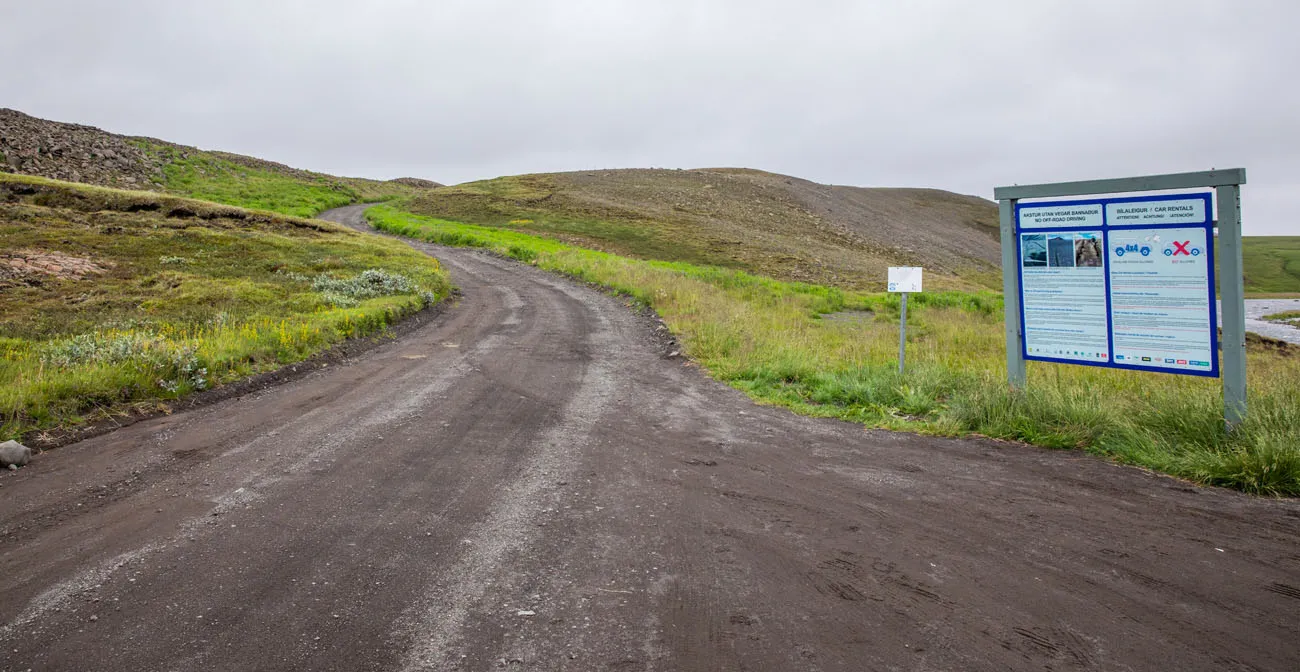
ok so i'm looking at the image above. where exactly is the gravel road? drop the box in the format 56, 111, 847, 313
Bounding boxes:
1, 204, 1297, 671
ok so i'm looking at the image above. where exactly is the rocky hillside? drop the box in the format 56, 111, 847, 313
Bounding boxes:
408, 168, 1002, 290
0, 109, 171, 189
0, 109, 439, 216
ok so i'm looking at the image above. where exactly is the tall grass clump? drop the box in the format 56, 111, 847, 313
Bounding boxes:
368, 205, 1300, 496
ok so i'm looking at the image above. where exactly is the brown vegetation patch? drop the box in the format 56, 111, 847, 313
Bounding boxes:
1, 249, 110, 283
0, 175, 348, 234
1246, 331, 1295, 356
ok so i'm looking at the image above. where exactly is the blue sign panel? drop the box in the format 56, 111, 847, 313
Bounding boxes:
1015, 193, 1218, 377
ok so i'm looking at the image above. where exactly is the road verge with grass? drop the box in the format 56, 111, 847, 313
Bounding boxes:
369, 204, 1300, 496
0, 175, 450, 441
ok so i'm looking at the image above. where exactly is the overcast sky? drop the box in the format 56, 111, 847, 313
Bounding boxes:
2, 1, 1296, 234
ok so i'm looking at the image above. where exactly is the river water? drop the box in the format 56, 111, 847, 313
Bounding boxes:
1218, 298, 1300, 345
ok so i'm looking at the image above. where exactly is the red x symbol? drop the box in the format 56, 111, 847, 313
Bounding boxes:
1171, 241, 1191, 256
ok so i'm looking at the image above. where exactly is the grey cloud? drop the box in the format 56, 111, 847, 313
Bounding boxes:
2, 0, 1296, 233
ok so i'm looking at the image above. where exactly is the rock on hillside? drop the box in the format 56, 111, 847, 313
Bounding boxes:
388, 177, 444, 188
0, 108, 171, 189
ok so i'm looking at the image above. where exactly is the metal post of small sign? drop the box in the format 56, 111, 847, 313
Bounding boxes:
888, 267, 923, 375
898, 292, 908, 375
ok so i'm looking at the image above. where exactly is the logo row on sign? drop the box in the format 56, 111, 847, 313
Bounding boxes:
1115, 355, 1210, 366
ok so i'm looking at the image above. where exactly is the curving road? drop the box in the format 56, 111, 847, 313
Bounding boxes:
1, 204, 1297, 671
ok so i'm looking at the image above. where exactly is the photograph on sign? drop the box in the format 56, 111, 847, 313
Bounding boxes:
1074, 235, 1103, 267
1020, 235, 1046, 267
887, 267, 922, 293
1047, 234, 1075, 267
1014, 193, 1216, 377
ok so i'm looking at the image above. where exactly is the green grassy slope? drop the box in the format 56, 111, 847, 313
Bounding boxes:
403, 169, 1002, 292
0, 174, 449, 440
1241, 236, 1300, 296
141, 142, 428, 218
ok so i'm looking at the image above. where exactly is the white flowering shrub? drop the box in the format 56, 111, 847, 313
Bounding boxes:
41, 332, 208, 392
310, 269, 420, 307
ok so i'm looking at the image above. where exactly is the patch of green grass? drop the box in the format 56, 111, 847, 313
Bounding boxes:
135, 142, 424, 218
158, 153, 352, 216
0, 175, 450, 439
1239, 236, 1300, 296
1263, 310, 1300, 323
370, 205, 1300, 496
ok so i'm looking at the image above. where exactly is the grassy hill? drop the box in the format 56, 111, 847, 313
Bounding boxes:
403, 168, 1003, 291
0, 173, 449, 442
403, 168, 1300, 296
0, 108, 440, 218
1240, 236, 1300, 296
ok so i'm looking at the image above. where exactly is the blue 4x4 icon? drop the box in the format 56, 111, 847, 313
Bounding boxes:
1114, 243, 1153, 257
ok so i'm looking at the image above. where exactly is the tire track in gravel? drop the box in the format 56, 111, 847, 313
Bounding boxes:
0, 204, 1296, 671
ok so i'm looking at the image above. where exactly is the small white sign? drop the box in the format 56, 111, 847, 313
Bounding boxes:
887, 267, 923, 293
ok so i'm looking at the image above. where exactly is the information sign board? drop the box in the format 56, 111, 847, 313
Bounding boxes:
1015, 193, 1217, 377
887, 267, 923, 293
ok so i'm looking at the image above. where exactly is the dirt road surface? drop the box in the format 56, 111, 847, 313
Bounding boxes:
2, 204, 1297, 671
